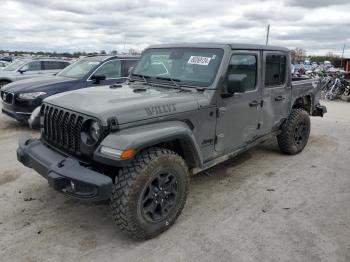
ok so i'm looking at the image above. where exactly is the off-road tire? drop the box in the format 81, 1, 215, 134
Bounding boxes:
110, 147, 189, 240
277, 109, 311, 155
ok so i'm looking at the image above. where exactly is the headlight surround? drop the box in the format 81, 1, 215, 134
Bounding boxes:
81, 119, 102, 146
18, 92, 46, 100
90, 120, 101, 142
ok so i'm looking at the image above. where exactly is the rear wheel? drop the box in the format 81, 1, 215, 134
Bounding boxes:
110, 147, 189, 240
277, 109, 311, 155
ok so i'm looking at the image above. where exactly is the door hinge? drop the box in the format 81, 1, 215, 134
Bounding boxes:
216, 107, 226, 117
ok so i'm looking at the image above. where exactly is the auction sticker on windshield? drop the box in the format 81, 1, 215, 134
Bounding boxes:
188, 56, 211, 65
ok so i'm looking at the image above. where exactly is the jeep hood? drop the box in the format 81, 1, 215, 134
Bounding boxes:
2, 75, 76, 93
44, 83, 202, 125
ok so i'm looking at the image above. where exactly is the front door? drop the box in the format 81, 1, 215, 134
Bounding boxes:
18, 61, 43, 80
86, 59, 123, 87
215, 51, 262, 153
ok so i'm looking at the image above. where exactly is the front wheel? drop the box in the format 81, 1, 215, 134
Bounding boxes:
0, 80, 11, 88
110, 147, 189, 240
277, 109, 311, 155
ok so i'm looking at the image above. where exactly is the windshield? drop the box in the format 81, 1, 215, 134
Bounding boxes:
132, 48, 224, 87
3, 60, 27, 71
57, 59, 100, 78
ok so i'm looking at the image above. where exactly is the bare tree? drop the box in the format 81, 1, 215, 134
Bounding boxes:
291, 48, 307, 63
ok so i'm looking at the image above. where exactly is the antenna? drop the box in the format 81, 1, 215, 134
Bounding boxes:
266, 24, 270, 46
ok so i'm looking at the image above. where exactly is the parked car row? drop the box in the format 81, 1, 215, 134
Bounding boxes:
1, 55, 139, 126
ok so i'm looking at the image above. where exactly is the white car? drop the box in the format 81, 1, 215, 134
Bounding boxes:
0, 58, 71, 88
0, 61, 10, 69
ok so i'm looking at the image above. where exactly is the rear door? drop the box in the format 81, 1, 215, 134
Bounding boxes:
259, 52, 292, 135
215, 50, 262, 153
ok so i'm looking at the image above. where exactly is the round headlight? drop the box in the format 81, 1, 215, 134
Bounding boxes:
90, 121, 101, 142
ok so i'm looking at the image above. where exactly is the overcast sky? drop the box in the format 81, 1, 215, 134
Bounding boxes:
1, 0, 350, 56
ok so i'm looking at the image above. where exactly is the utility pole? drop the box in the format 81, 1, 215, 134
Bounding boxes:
266, 24, 270, 46
340, 43, 345, 69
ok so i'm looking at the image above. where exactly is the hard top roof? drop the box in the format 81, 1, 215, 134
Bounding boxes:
147, 43, 290, 52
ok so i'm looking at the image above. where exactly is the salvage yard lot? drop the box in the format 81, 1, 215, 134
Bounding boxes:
0, 101, 349, 262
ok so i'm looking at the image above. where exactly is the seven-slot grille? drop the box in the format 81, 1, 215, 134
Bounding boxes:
42, 104, 86, 156
1, 91, 14, 104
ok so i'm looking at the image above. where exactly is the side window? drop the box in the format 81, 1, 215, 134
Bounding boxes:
61, 62, 70, 69
265, 54, 286, 87
227, 54, 257, 91
42, 61, 62, 70
93, 60, 121, 79
21, 61, 41, 71
122, 59, 138, 76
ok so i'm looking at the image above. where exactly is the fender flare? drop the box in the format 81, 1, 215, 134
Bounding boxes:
291, 94, 313, 113
93, 121, 203, 167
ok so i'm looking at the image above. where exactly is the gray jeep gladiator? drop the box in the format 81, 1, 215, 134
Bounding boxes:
17, 43, 326, 240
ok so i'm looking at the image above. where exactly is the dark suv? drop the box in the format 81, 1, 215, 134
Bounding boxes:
1, 55, 139, 124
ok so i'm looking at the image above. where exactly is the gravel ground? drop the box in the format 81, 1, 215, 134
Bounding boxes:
0, 101, 349, 262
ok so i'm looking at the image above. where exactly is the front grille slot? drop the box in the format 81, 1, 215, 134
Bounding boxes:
42, 104, 86, 156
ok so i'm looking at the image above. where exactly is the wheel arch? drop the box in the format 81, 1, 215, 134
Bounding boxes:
0, 78, 12, 84
291, 94, 313, 114
95, 121, 203, 169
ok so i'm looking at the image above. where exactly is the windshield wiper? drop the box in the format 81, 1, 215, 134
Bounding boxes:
155, 76, 183, 89
131, 73, 150, 84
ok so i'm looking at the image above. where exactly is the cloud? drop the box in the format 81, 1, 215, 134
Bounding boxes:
285, 0, 349, 9
0, 0, 349, 56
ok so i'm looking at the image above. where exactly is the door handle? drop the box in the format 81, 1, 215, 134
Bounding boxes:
275, 96, 286, 101
249, 100, 260, 107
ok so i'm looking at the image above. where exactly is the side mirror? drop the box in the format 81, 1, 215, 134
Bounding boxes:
227, 74, 247, 94
91, 74, 106, 84
18, 69, 26, 74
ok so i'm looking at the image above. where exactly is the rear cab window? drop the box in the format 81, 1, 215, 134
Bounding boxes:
265, 54, 287, 87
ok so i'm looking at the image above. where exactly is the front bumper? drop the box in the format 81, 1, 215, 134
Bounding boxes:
17, 133, 113, 201
2, 107, 32, 122
1, 100, 36, 122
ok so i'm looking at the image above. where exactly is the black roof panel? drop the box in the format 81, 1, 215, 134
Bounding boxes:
147, 43, 290, 52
